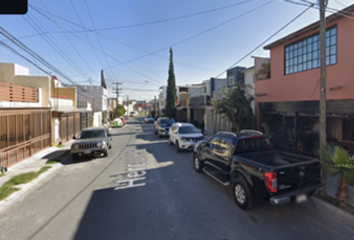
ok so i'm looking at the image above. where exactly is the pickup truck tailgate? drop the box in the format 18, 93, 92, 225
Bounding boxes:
276, 161, 321, 194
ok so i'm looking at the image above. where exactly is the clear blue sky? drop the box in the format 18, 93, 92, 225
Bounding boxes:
0, 0, 352, 100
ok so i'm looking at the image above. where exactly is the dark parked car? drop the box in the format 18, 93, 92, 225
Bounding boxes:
70, 127, 112, 161
193, 130, 322, 210
154, 117, 175, 138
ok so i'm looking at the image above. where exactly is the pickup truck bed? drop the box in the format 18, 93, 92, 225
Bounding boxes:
238, 150, 315, 167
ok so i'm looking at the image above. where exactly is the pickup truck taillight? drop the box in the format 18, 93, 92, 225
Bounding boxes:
265, 172, 277, 193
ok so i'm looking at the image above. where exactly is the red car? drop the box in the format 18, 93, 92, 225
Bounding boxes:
120, 117, 126, 125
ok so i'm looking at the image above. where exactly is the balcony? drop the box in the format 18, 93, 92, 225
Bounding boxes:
0, 82, 38, 102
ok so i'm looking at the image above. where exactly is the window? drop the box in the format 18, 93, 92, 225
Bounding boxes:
284, 26, 337, 75
228, 76, 234, 86
178, 126, 199, 134
343, 119, 354, 141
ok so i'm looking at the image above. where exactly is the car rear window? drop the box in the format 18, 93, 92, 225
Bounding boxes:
235, 137, 271, 153
160, 119, 175, 124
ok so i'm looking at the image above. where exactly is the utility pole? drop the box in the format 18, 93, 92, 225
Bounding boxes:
126, 96, 129, 117
111, 81, 122, 117
319, 0, 327, 196
144, 100, 147, 117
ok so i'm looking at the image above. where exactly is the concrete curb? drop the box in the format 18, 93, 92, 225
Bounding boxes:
0, 156, 70, 215
313, 196, 354, 229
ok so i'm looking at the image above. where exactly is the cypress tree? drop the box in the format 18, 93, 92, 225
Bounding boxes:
165, 48, 176, 119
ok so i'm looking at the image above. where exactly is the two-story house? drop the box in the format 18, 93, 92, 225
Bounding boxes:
0, 63, 51, 167
255, 4, 354, 155
72, 85, 108, 127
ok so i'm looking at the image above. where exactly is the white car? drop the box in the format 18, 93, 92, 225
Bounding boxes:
144, 115, 155, 123
169, 123, 204, 152
129, 111, 139, 117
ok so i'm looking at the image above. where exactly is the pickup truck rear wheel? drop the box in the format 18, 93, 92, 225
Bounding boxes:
233, 178, 252, 210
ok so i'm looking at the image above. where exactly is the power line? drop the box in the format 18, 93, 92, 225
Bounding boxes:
68, 0, 114, 81
31, 1, 252, 32
112, 0, 275, 68
29, 1, 274, 73
0, 25, 99, 102
215, 3, 313, 78
84, 0, 118, 81
24, 4, 218, 72
23, 14, 92, 82
29, 5, 165, 86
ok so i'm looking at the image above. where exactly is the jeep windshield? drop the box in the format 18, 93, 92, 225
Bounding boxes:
79, 130, 106, 139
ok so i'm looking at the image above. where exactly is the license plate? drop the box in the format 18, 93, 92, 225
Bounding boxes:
296, 194, 307, 203
84, 150, 91, 154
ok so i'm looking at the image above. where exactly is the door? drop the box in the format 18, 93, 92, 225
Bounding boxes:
215, 137, 235, 178
201, 137, 221, 172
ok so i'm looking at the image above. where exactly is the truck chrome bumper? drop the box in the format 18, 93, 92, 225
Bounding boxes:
269, 184, 323, 205
270, 196, 291, 205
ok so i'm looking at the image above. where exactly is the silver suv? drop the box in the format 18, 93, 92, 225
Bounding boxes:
70, 127, 112, 161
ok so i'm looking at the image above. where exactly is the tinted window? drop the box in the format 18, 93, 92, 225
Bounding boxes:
178, 126, 199, 134
219, 137, 235, 156
235, 137, 271, 153
80, 130, 106, 139
208, 137, 220, 150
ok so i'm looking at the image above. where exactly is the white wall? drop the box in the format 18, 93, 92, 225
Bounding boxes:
50, 97, 74, 111
243, 68, 255, 114
93, 111, 102, 127
71, 85, 107, 112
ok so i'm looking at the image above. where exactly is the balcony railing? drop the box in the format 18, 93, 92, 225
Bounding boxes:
0, 82, 38, 102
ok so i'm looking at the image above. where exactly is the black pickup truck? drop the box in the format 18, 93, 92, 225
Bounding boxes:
193, 130, 322, 210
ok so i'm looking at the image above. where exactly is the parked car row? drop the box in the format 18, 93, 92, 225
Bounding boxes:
150, 117, 322, 211
153, 117, 204, 151
112, 117, 126, 127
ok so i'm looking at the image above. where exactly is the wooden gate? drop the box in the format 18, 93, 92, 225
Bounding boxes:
59, 112, 81, 143
0, 109, 51, 167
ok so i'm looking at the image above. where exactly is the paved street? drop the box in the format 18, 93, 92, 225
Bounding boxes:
0, 118, 353, 240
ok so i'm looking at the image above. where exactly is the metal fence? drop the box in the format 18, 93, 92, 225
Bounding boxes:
59, 113, 81, 143
0, 109, 51, 167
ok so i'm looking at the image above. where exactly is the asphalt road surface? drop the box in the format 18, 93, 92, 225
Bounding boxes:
0, 118, 353, 240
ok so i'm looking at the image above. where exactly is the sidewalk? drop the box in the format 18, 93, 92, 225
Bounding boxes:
0, 140, 73, 188
0, 140, 74, 214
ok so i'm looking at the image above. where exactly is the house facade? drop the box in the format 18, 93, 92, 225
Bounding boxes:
72, 85, 108, 127
0, 63, 51, 167
255, 4, 354, 155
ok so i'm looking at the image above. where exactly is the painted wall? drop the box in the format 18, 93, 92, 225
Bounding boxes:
255, 17, 354, 104
243, 68, 255, 114
0, 63, 50, 107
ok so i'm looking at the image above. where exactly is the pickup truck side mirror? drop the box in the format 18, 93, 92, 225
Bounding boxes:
73, 136, 76, 139
108, 133, 112, 137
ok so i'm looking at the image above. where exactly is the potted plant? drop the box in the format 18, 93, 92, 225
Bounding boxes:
257, 62, 270, 80
320, 145, 354, 204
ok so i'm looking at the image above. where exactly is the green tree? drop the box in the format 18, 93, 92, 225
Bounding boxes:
114, 104, 126, 117
211, 83, 255, 132
101, 69, 107, 89
165, 48, 176, 119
